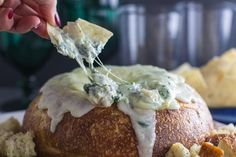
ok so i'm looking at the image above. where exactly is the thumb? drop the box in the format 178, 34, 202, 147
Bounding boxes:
41, 10, 61, 27
32, 20, 48, 39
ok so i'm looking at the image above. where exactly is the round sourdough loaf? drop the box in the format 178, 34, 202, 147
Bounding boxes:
22, 66, 214, 157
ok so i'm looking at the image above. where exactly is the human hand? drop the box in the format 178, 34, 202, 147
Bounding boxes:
0, 0, 60, 38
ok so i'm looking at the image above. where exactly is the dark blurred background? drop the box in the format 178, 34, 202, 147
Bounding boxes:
1, 0, 236, 111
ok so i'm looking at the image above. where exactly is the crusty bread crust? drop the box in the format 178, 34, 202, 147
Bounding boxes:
23, 95, 213, 157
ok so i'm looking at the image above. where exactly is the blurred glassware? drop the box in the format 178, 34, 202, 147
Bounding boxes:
0, 32, 53, 112
85, 0, 119, 63
58, 0, 86, 24
117, 1, 236, 69
177, 1, 236, 66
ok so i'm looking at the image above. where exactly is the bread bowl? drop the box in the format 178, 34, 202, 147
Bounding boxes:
21, 19, 215, 157
22, 65, 214, 157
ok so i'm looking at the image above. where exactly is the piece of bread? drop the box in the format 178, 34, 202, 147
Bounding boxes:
165, 143, 201, 157
189, 144, 201, 157
0, 131, 36, 157
166, 124, 236, 157
22, 65, 214, 157
218, 136, 236, 157
0, 118, 36, 157
4, 132, 36, 157
165, 143, 191, 157
204, 124, 236, 157
199, 142, 224, 157
206, 124, 236, 146
0, 131, 14, 156
0, 117, 20, 133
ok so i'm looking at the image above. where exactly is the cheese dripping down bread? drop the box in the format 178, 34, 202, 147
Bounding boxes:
23, 19, 213, 157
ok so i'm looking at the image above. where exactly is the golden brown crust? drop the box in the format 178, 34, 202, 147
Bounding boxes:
218, 136, 236, 157
199, 142, 224, 157
23, 95, 213, 157
153, 100, 213, 156
221, 136, 236, 153
205, 134, 229, 146
205, 133, 236, 146
23, 96, 138, 157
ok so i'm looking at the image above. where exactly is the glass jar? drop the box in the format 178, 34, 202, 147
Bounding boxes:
117, 0, 236, 69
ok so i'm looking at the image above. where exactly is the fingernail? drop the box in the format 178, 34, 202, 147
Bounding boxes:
54, 14, 61, 27
34, 22, 41, 29
8, 10, 14, 19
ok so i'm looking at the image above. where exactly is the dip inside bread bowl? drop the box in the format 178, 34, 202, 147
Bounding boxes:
23, 65, 214, 157
23, 19, 214, 157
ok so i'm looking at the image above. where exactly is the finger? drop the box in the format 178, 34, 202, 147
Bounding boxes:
0, 0, 4, 6
39, 4, 58, 26
0, 8, 14, 31
32, 20, 48, 39
14, 15, 40, 33
22, 0, 58, 26
54, 11, 61, 27
14, 3, 38, 16
2, 0, 21, 10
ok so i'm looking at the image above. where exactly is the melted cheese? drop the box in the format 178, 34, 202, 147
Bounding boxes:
47, 19, 113, 74
38, 72, 95, 132
118, 103, 156, 157
38, 65, 199, 157
46, 19, 199, 157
